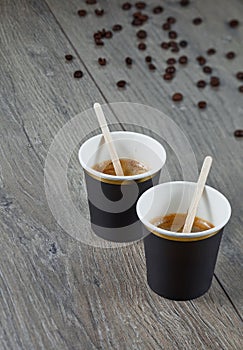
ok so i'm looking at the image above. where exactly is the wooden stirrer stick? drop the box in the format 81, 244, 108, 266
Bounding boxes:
94, 103, 124, 176
182, 156, 213, 233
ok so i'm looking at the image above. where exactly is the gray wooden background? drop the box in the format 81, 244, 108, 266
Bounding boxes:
0, 0, 242, 349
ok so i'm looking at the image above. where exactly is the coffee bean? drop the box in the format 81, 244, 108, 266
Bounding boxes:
162, 22, 171, 31
77, 9, 87, 17
171, 47, 180, 53
112, 24, 123, 31
98, 58, 106, 66
178, 55, 188, 64
210, 76, 220, 86
132, 19, 143, 26
138, 42, 146, 50
86, 0, 96, 4
65, 54, 73, 61
207, 48, 216, 55
203, 66, 212, 74
196, 56, 206, 66
137, 30, 147, 39
117, 80, 126, 88
95, 39, 104, 46
122, 2, 132, 10
167, 17, 176, 24
198, 101, 207, 109
169, 41, 177, 48
169, 31, 178, 39
163, 73, 174, 80
229, 19, 239, 28
236, 72, 243, 80
135, 2, 146, 9
133, 12, 148, 21
153, 6, 163, 14
167, 58, 176, 65
197, 80, 207, 88
234, 129, 243, 137
238, 86, 243, 93
145, 56, 152, 62
180, 0, 190, 6
179, 40, 188, 48
149, 63, 156, 71
172, 93, 183, 101
226, 51, 236, 59
193, 17, 202, 25
161, 42, 169, 50
105, 31, 113, 39
166, 66, 176, 74
73, 70, 83, 78
95, 9, 104, 16
125, 57, 133, 66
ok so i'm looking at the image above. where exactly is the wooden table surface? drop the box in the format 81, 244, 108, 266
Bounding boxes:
0, 0, 242, 349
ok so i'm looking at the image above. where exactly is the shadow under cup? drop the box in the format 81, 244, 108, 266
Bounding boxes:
79, 132, 166, 243
136, 182, 231, 300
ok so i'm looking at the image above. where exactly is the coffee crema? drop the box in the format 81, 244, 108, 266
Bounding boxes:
152, 213, 214, 233
92, 158, 149, 176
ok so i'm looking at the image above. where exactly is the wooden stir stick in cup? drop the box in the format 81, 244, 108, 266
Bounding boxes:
182, 156, 213, 233
94, 103, 124, 176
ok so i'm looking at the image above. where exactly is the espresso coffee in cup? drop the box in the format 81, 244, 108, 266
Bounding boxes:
93, 158, 149, 176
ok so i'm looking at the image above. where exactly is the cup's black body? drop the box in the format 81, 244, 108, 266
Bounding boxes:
85, 171, 161, 242
143, 228, 223, 300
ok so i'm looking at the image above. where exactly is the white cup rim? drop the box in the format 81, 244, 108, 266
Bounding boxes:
78, 131, 166, 181
136, 181, 232, 239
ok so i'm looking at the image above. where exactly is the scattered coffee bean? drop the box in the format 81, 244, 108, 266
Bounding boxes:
161, 42, 169, 50
149, 63, 156, 71
77, 9, 87, 17
207, 48, 216, 55
93, 32, 102, 40
122, 2, 132, 10
166, 66, 176, 74
112, 24, 123, 31
137, 30, 147, 39
169, 41, 177, 48
179, 40, 188, 48
169, 31, 178, 39
234, 129, 243, 137
117, 80, 126, 88
95, 9, 104, 16
125, 57, 133, 66
210, 76, 220, 86
196, 56, 206, 65
162, 22, 171, 31
171, 47, 180, 53
172, 92, 183, 101
135, 2, 146, 9
145, 56, 152, 62
238, 86, 243, 93
226, 51, 236, 59
167, 17, 176, 24
229, 19, 239, 28
153, 6, 163, 14
167, 58, 176, 65
131, 12, 148, 26
180, 0, 190, 6
178, 55, 188, 64
198, 101, 207, 109
236, 72, 243, 80
197, 80, 207, 88
86, 0, 96, 4
203, 66, 212, 74
65, 54, 73, 61
138, 42, 146, 50
73, 70, 83, 78
163, 73, 174, 80
95, 39, 104, 46
193, 17, 203, 25
105, 31, 113, 38
98, 58, 106, 66
132, 18, 142, 26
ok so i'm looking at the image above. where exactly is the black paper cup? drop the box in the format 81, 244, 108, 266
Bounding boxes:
79, 132, 166, 242
136, 181, 231, 300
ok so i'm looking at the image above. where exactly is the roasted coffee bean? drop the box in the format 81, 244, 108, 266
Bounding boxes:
238, 86, 243, 93
135, 2, 146, 9
166, 66, 176, 74
95, 9, 104, 16
153, 6, 163, 14
226, 51, 236, 59
169, 41, 177, 48
112, 24, 123, 31
229, 19, 239, 28
133, 12, 148, 21
171, 47, 180, 53
167, 58, 176, 65
105, 31, 113, 38
137, 30, 147, 39
210, 76, 220, 86
234, 129, 243, 137
117, 80, 126, 88
161, 42, 169, 49
73, 70, 83, 78
179, 40, 188, 48
178, 55, 188, 64
180, 0, 190, 6
95, 39, 104, 46
86, 0, 96, 4
77, 9, 87, 17
236, 72, 243, 80
207, 48, 216, 55
172, 93, 183, 101
122, 2, 132, 10
169, 31, 178, 39
132, 19, 143, 26
203, 66, 212, 74
65, 54, 73, 61
145, 56, 152, 62
167, 17, 176, 24
198, 101, 207, 109
98, 58, 106, 66
193, 17, 202, 25
94, 32, 102, 40
163, 73, 174, 80
197, 80, 207, 88
196, 56, 206, 65
138, 42, 146, 50
125, 57, 133, 66
162, 22, 171, 31
149, 63, 156, 70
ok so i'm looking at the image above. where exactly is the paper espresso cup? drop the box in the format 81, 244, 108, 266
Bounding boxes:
79, 131, 166, 243
136, 181, 231, 300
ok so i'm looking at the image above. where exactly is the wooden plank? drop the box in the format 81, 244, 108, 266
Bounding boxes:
46, 0, 243, 315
